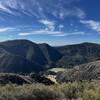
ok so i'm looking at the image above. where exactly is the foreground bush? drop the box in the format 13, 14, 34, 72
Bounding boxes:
0, 81, 100, 100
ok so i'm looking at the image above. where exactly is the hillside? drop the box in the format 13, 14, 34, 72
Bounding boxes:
56, 61, 100, 83
0, 40, 100, 73
39, 43, 62, 68
56, 42, 100, 67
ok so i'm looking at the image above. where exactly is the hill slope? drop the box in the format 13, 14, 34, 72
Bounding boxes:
0, 40, 100, 73
0, 39, 62, 73
56, 61, 100, 83
0, 47, 45, 73
56, 42, 100, 67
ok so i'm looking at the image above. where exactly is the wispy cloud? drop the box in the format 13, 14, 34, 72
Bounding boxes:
54, 7, 86, 19
18, 17, 85, 37
53, 31, 85, 36
19, 29, 85, 37
52, 34, 67, 37
80, 20, 100, 32
0, 0, 86, 20
19, 29, 64, 36
0, 1, 22, 16
39, 19, 55, 31
0, 0, 87, 38
0, 27, 14, 32
19, 19, 66, 36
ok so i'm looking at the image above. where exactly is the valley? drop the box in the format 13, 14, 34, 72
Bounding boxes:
0, 40, 100, 100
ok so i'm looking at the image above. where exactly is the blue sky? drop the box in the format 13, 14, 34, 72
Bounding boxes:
0, 0, 100, 45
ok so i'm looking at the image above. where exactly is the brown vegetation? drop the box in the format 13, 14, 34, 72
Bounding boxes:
0, 81, 100, 100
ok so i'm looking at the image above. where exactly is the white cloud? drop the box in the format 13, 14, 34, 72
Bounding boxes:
0, 0, 46, 18
68, 32, 85, 35
39, 19, 55, 31
52, 34, 67, 37
19, 29, 64, 36
0, 3, 13, 14
19, 19, 67, 36
0, 0, 86, 20
19, 19, 65, 36
52, 31, 85, 37
52, 8, 86, 20
19, 28, 85, 37
0, 27, 14, 32
80, 20, 100, 32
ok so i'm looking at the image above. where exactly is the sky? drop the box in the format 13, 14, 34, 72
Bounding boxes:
0, 0, 100, 45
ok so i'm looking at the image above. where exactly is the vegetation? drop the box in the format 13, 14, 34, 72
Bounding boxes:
0, 81, 100, 100
0, 40, 100, 100
56, 61, 100, 83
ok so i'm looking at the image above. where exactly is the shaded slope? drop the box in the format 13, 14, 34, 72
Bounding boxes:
0, 47, 45, 73
39, 43, 62, 68
0, 40, 47, 66
56, 42, 100, 67
0, 39, 62, 73
0, 40, 100, 73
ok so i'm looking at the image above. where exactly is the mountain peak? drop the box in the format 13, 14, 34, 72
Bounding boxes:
1, 39, 34, 44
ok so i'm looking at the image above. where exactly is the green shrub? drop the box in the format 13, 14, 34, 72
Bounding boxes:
0, 81, 100, 100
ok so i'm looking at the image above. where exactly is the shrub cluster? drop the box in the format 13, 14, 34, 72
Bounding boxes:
0, 81, 100, 100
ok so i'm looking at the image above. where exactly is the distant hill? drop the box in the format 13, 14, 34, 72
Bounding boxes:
0, 39, 62, 73
56, 61, 100, 83
0, 40, 100, 73
0, 40, 48, 73
56, 42, 100, 67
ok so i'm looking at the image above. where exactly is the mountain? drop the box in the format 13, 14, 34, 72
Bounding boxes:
0, 40, 47, 66
56, 61, 100, 83
0, 40, 100, 73
0, 47, 45, 73
0, 40, 47, 73
0, 39, 62, 73
55, 42, 100, 67
39, 43, 62, 68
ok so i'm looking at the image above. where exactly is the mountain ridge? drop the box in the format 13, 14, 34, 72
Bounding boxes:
0, 39, 100, 73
